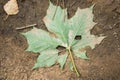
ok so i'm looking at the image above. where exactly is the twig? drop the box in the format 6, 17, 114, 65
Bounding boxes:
62, 0, 67, 22
63, 0, 65, 8
16, 23, 37, 30
70, 1, 77, 8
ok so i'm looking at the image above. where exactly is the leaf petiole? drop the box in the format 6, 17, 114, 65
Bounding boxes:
67, 47, 80, 77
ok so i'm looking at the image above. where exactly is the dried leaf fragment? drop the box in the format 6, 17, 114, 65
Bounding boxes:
4, 0, 19, 15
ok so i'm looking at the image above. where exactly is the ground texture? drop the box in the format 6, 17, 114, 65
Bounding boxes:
0, 0, 120, 80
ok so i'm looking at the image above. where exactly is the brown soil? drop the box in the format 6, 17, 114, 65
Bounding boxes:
0, 0, 120, 80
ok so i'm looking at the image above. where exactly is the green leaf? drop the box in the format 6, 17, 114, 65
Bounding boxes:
69, 6, 105, 56
74, 51, 89, 60
43, 1, 69, 46
69, 61, 73, 71
33, 49, 58, 69
68, 6, 102, 46
22, 1, 105, 76
58, 53, 68, 69
72, 34, 105, 50
22, 27, 60, 53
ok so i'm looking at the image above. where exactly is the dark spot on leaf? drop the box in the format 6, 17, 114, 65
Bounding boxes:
56, 45, 66, 51
56, 45, 66, 54
75, 35, 82, 40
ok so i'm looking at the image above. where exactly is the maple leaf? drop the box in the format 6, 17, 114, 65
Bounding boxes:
22, 1, 105, 76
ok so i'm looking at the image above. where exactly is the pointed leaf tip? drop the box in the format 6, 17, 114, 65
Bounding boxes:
33, 50, 58, 68
74, 51, 90, 60
58, 54, 68, 69
69, 61, 73, 71
20, 33, 25, 36
90, 4, 95, 10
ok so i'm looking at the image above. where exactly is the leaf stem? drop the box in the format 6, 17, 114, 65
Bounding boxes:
67, 47, 80, 77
